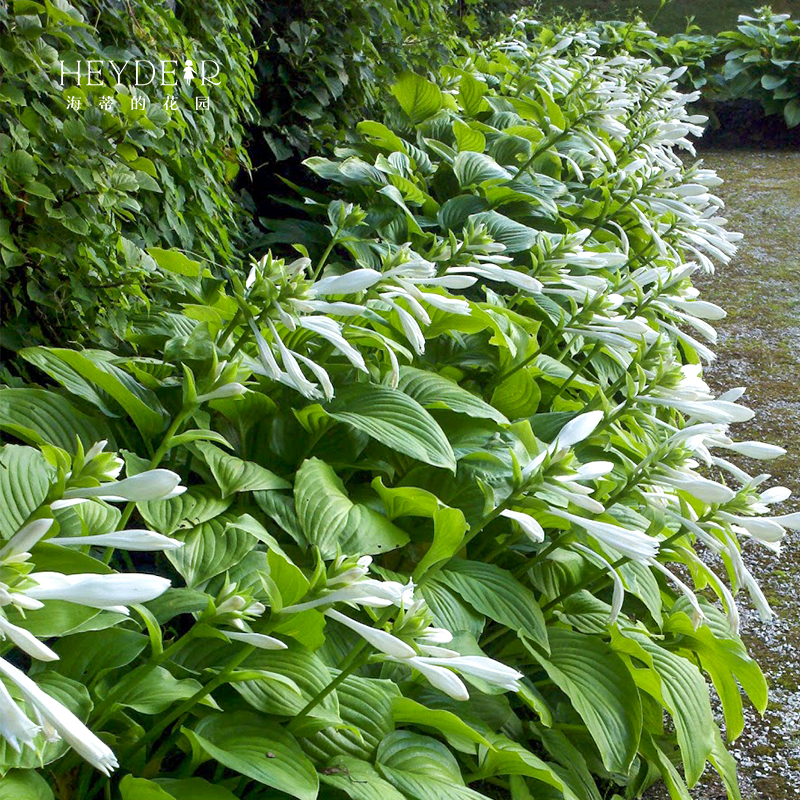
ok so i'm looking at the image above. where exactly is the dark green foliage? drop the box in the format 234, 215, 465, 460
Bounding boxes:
251, 0, 459, 164
0, 0, 256, 349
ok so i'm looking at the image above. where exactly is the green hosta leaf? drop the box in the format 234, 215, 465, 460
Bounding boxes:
392, 697, 492, 752
397, 367, 508, 424
474, 733, 576, 797
453, 152, 510, 187
437, 196, 490, 231
20, 348, 165, 436
0, 770, 54, 800
534, 724, 602, 800
377, 185, 424, 235
168, 429, 232, 449
635, 636, 715, 786
356, 120, 408, 152
195, 442, 289, 497
0, 389, 111, 453
709, 728, 742, 800
146, 588, 211, 624
458, 74, 487, 116
155, 777, 238, 800
50, 628, 148, 682
119, 776, 173, 800
391, 72, 443, 124
784, 97, 800, 127
3, 601, 100, 639
319, 756, 406, 800
168, 516, 257, 588
761, 73, 786, 90
185, 711, 318, 800
0, 445, 54, 537
536, 86, 565, 130
438, 560, 548, 650
468, 211, 540, 253
371, 478, 467, 579
302, 675, 399, 761
377, 731, 488, 800
421, 579, 485, 639
491, 368, 541, 419
638, 734, 692, 800
147, 247, 201, 277
138, 486, 232, 535
211, 391, 278, 434
20, 347, 116, 416
119, 667, 210, 714
263, 547, 310, 609
71, 500, 121, 536
31, 541, 113, 576
387, 174, 431, 206
526, 629, 642, 774
327, 384, 456, 471
453, 120, 486, 153
294, 458, 409, 559
232, 643, 339, 725
666, 602, 766, 741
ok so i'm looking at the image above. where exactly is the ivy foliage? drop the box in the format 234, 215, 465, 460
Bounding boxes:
0, 0, 256, 349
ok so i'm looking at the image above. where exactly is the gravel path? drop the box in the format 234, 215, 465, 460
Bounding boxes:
651, 150, 800, 798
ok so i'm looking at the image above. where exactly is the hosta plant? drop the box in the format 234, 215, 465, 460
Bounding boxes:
0, 16, 789, 800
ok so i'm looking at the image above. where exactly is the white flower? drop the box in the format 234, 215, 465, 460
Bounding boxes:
326, 555, 373, 587
314, 268, 383, 295
757, 486, 791, 506
710, 439, 785, 460
53, 531, 183, 552
548, 508, 659, 562
0, 518, 54, 560
196, 383, 248, 403
324, 609, 416, 658
572, 543, 624, 624
649, 560, 705, 628
559, 461, 614, 482
297, 316, 367, 372
26, 573, 171, 611
553, 411, 604, 449
414, 655, 523, 692
653, 466, 736, 504
446, 263, 542, 293
0, 678, 40, 753
402, 657, 469, 701
62, 469, 184, 503
416, 627, 454, 645
282, 579, 412, 613
0, 657, 118, 774
500, 509, 545, 542
718, 511, 786, 545
0, 616, 58, 661
223, 631, 288, 650
637, 394, 753, 424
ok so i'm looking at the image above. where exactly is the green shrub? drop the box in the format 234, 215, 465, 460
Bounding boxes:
570, 6, 800, 126
716, 6, 800, 125
0, 12, 789, 800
